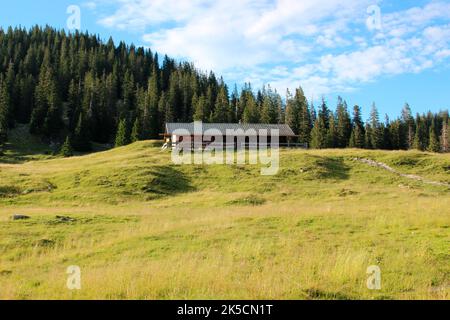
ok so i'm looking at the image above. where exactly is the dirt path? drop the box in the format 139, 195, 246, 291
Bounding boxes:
353, 158, 450, 188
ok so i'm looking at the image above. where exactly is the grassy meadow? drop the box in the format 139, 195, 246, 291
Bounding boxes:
0, 130, 449, 300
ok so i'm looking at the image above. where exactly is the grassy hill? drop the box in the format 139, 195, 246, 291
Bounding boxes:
0, 140, 449, 299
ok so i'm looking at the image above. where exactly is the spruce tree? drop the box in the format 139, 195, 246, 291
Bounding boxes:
428, 120, 440, 153
242, 92, 259, 123
211, 85, 230, 123
310, 117, 328, 149
327, 113, 338, 148
349, 105, 365, 148
193, 94, 206, 122
389, 120, 401, 150
72, 113, 91, 152
145, 70, 159, 138
60, 136, 74, 157
364, 124, 372, 149
5, 62, 16, 127
0, 77, 10, 151
369, 103, 382, 149
336, 97, 351, 148
131, 118, 141, 143
401, 103, 415, 149
260, 89, 278, 124
67, 79, 80, 130
413, 116, 427, 151
284, 90, 298, 134
318, 98, 330, 129
42, 80, 63, 138
115, 118, 129, 147
296, 87, 311, 144
440, 119, 449, 153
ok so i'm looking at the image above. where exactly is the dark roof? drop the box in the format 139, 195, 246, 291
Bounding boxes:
166, 123, 296, 137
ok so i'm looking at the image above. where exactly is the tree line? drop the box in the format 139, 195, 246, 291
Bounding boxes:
0, 26, 449, 155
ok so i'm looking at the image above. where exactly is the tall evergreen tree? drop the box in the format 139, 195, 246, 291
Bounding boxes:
285, 90, 298, 134
413, 115, 427, 151
193, 94, 206, 122
364, 123, 372, 149
440, 119, 449, 153
428, 119, 440, 153
242, 92, 259, 123
144, 70, 160, 138
310, 116, 328, 149
349, 105, 365, 149
72, 112, 91, 152
260, 86, 278, 124
211, 85, 230, 123
131, 117, 142, 143
335, 97, 352, 148
60, 136, 74, 157
0, 77, 10, 151
5, 62, 16, 127
327, 113, 338, 148
401, 103, 415, 149
296, 87, 311, 144
115, 118, 129, 147
368, 103, 383, 149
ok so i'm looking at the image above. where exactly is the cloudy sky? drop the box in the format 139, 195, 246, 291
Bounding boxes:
1, 0, 450, 118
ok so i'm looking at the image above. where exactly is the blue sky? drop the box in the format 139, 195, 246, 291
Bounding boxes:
1, 0, 450, 119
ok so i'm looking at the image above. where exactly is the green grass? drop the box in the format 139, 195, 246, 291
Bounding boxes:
0, 139, 449, 300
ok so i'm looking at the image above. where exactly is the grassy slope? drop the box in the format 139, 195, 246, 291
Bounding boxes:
0, 140, 449, 300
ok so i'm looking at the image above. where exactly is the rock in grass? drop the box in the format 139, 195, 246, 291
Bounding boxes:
0, 270, 12, 276
55, 216, 76, 223
11, 214, 30, 221
36, 239, 55, 247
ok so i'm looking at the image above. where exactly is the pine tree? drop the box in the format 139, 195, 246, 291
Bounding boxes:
211, 85, 230, 123
428, 119, 440, 153
193, 94, 206, 122
310, 116, 328, 149
364, 124, 372, 149
440, 119, 449, 153
29, 66, 50, 134
67, 79, 80, 130
369, 103, 383, 149
242, 92, 259, 123
285, 90, 298, 134
72, 113, 91, 152
115, 118, 129, 147
260, 94, 275, 124
296, 87, 311, 144
42, 80, 63, 138
0, 77, 10, 151
413, 116, 427, 151
327, 113, 338, 148
60, 136, 74, 157
311, 98, 331, 148
349, 105, 365, 148
131, 118, 142, 143
401, 103, 415, 149
389, 120, 402, 150
144, 70, 159, 138
335, 97, 351, 148
5, 62, 16, 127
318, 98, 330, 129
122, 70, 135, 112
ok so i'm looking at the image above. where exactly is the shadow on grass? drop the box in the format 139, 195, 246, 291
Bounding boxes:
304, 156, 351, 180
142, 166, 195, 196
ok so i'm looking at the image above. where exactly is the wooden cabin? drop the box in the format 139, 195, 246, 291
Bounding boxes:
163, 123, 303, 149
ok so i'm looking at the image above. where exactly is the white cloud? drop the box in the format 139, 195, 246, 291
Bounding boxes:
93, 0, 450, 97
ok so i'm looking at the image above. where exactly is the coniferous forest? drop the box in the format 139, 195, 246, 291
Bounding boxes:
0, 26, 449, 154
